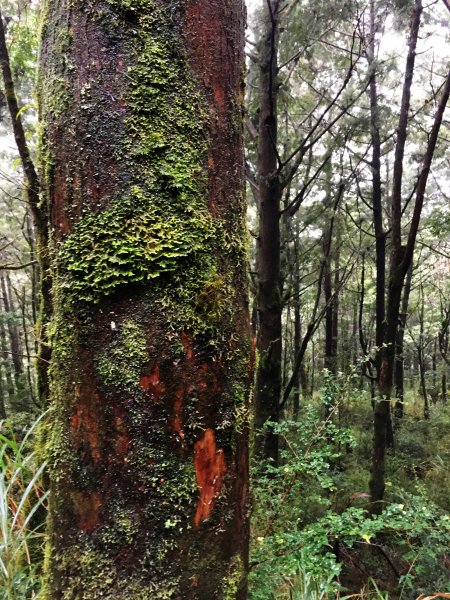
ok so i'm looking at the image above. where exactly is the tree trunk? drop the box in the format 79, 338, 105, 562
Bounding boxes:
0, 313, 15, 411
370, 0, 450, 511
431, 340, 438, 404
0, 273, 27, 411
394, 263, 413, 423
254, 0, 282, 465
40, 1, 250, 597
292, 230, 301, 418
0, 360, 5, 419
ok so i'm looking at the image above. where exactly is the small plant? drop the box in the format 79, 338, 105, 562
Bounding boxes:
286, 568, 334, 599
0, 413, 49, 599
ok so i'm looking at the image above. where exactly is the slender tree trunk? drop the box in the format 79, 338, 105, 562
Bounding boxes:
324, 257, 335, 375
254, 0, 282, 464
417, 286, 429, 418
367, 0, 395, 450
0, 11, 51, 405
332, 242, 340, 368
431, 340, 438, 404
24, 210, 38, 335
0, 313, 15, 411
442, 372, 447, 403
19, 286, 37, 407
292, 231, 301, 418
394, 263, 413, 423
367, 0, 386, 377
40, 1, 250, 597
0, 360, 5, 419
0, 273, 27, 411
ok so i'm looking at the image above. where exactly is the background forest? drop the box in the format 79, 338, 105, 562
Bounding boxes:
0, 0, 449, 598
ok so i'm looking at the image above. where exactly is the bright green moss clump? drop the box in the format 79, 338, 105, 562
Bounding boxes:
58, 1, 214, 304
60, 195, 213, 302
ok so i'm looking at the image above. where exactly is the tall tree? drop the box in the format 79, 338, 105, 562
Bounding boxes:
369, 0, 450, 510
252, 0, 362, 462
0, 6, 50, 406
39, 1, 250, 597
253, 0, 282, 464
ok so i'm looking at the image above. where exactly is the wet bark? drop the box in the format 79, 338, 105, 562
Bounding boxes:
40, 1, 249, 598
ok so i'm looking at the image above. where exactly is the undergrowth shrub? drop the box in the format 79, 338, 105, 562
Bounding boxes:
0, 413, 48, 599
249, 371, 450, 599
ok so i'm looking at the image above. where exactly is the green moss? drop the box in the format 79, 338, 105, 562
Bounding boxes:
57, 1, 214, 307
223, 555, 245, 600
95, 320, 147, 390
59, 195, 213, 302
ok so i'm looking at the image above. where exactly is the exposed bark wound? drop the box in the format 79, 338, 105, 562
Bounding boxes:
74, 490, 102, 532
194, 428, 226, 526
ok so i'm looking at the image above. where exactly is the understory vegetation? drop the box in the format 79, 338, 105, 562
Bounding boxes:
250, 373, 450, 598
1, 380, 449, 598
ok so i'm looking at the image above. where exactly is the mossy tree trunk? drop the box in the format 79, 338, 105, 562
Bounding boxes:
39, 1, 250, 597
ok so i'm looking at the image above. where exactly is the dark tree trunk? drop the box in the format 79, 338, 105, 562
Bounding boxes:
292, 236, 301, 418
40, 1, 250, 597
418, 284, 429, 418
370, 0, 450, 511
431, 340, 438, 404
324, 257, 334, 375
254, 0, 282, 465
368, 0, 386, 378
0, 360, 5, 419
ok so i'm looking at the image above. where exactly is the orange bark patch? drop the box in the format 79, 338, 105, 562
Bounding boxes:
140, 365, 164, 400
194, 429, 226, 526
72, 393, 102, 464
74, 491, 102, 532
180, 332, 194, 361
173, 386, 185, 440
214, 84, 225, 112
115, 417, 130, 456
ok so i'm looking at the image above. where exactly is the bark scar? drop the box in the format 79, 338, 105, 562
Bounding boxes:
194, 428, 226, 526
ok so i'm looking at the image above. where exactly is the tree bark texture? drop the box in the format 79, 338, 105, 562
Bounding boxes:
39, 1, 250, 598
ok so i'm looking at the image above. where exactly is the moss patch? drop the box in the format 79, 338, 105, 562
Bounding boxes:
96, 319, 147, 391
57, 0, 215, 306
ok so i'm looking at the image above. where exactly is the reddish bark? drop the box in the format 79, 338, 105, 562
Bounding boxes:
194, 428, 227, 526
41, 1, 249, 597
